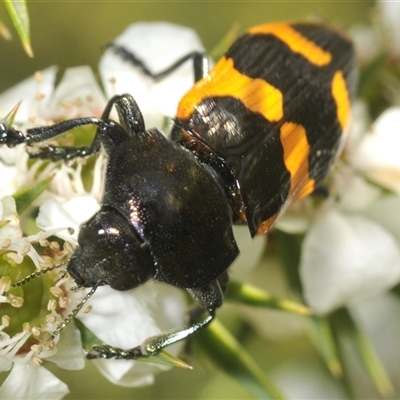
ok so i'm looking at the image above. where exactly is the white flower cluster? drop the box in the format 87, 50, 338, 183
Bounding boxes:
0, 196, 85, 399
1, 4, 400, 397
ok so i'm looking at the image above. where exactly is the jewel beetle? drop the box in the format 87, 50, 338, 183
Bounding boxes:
2, 21, 357, 359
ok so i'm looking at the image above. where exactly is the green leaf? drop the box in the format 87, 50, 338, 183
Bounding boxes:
13, 176, 53, 214
355, 329, 395, 398
276, 230, 343, 379
198, 318, 285, 399
304, 315, 343, 379
332, 308, 395, 398
226, 280, 312, 315
3, 0, 33, 57
135, 350, 193, 370
1, 101, 21, 125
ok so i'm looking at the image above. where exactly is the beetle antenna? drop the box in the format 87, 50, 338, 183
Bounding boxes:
51, 284, 98, 339
12, 261, 68, 287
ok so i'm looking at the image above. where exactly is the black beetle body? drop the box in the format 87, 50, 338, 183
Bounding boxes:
70, 110, 238, 292
2, 21, 357, 360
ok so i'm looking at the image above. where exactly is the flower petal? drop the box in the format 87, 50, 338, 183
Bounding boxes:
47, 324, 85, 371
0, 196, 23, 241
335, 169, 382, 213
0, 66, 57, 124
229, 225, 265, 280
351, 107, 400, 192
45, 66, 106, 120
349, 25, 382, 65
300, 208, 400, 314
78, 281, 186, 387
36, 196, 100, 242
365, 195, 400, 243
99, 22, 205, 125
378, 0, 400, 58
0, 363, 69, 400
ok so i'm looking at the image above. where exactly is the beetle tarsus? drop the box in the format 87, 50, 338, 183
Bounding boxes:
0, 123, 25, 147
87, 309, 216, 360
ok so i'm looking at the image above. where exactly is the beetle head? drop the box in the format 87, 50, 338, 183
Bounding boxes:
68, 208, 155, 291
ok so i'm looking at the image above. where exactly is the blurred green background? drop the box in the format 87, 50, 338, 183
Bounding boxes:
2, 1, 373, 91
0, 1, 379, 399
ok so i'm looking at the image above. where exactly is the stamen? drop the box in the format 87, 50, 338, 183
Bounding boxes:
83, 305, 92, 313
50, 286, 64, 297
59, 297, 67, 308
45, 314, 57, 324
63, 241, 74, 254
1, 238, 11, 249
23, 323, 31, 334
7, 293, 23, 308
1, 315, 10, 328
47, 299, 57, 311
0, 276, 11, 293
39, 239, 49, 247
34, 92, 45, 102
50, 241, 60, 251
31, 344, 42, 354
51, 284, 98, 339
46, 339, 55, 350
31, 327, 41, 339
21, 244, 30, 256
32, 356, 43, 366
34, 71, 43, 83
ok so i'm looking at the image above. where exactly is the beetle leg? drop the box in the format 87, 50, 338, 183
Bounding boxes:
86, 280, 223, 360
107, 43, 209, 82
0, 123, 25, 147
25, 117, 106, 161
25, 94, 145, 161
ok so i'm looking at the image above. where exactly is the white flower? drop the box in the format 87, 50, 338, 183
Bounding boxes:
349, 24, 382, 66
0, 196, 42, 268
0, 67, 57, 125
0, 65, 108, 202
0, 146, 30, 198
377, 0, 400, 59
99, 21, 206, 128
300, 206, 400, 314
79, 284, 186, 387
0, 196, 85, 399
298, 105, 400, 314
0, 363, 69, 400
351, 107, 400, 193
229, 225, 266, 280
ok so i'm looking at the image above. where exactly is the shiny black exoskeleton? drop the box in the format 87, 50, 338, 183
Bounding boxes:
1, 60, 240, 359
